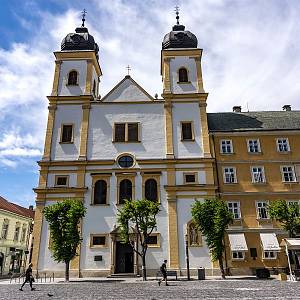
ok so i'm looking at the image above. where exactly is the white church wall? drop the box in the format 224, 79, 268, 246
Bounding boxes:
47, 173, 77, 187
38, 201, 65, 271
87, 104, 165, 160
172, 103, 203, 158
58, 60, 87, 96
51, 105, 82, 161
169, 57, 197, 94
177, 198, 211, 269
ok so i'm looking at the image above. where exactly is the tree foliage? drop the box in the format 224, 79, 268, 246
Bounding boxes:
191, 198, 233, 278
268, 200, 300, 238
43, 198, 86, 281
117, 199, 160, 280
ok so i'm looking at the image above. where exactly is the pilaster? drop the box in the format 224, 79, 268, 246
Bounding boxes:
85, 60, 93, 95
79, 103, 91, 160
51, 61, 62, 96
199, 102, 211, 158
164, 101, 174, 159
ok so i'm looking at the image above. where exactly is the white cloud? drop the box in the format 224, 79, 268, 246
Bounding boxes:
1, 0, 300, 172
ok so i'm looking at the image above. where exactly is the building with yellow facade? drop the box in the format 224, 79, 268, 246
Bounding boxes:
208, 105, 300, 274
0, 196, 34, 275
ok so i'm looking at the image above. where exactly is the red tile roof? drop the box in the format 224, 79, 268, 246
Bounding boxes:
0, 196, 34, 219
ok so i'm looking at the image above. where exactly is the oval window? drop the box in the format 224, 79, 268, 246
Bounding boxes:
118, 155, 134, 168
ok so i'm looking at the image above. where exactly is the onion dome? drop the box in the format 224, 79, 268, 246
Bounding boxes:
162, 8, 198, 50
61, 10, 99, 59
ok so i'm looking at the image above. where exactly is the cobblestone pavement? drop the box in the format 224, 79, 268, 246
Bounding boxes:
0, 278, 299, 300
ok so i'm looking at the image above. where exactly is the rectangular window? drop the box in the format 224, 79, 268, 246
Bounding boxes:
232, 251, 244, 260
281, 166, 297, 182
256, 201, 269, 219
55, 175, 69, 187
227, 202, 241, 219
277, 138, 290, 152
263, 251, 277, 259
1, 221, 9, 239
247, 139, 261, 153
220, 140, 233, 154
145, 233, 160, 247
181, 122, 194, 141
183, 173, 197, 184
61, 124, 73, 143
90, 234, 108, 248
287, 200, 300, 213
21, 227, 27, 243
251, 166, 265, 183
223, 167, 237, 184
114, 123, 139, 142
14, 226, 20, 242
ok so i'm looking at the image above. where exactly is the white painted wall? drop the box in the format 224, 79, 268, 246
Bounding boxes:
47, 173, 77, 187
58, 60, 87, 96
38, 201, 65, 271
51, 105, 82, 160
177, 198, 211, 269
87, 104, 165, 160
169, 57, 197, 94
172, 103, 203, 158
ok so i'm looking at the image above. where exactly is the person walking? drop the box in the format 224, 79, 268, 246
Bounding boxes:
19, 263, 35, 291
158, 259, 169, 286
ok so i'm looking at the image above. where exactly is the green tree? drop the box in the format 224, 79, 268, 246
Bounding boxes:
268, 200, 300, 238
43, 198, 86, 281
117, 199, 160, 281
191, 198, 233, 279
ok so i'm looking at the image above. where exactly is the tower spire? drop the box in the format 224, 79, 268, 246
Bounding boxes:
175, 5, 180, 25
81, 8, 87, 27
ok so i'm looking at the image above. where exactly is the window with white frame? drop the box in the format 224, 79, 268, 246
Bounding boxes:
287, 200, 300, 212
256, 201, 269, 219
281, 166, 297, 182
227, 202, 241, 219
277, 138, 290, 152
247, 139, 261, 153
232, 251, 245, 260
251, 166, 265, 183
223, 167, 237, 184
220, 140, 233, 154
263, 251, 277, 259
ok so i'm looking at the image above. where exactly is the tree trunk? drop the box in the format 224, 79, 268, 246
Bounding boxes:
65, 261, 70, 282
142, 254, 147, 281
218, 257, 226, 279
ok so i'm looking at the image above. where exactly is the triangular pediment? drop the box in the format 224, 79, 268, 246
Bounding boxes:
102, 76, 154, 102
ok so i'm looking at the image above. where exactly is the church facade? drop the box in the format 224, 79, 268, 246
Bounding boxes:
32, 14, 300, 277
32, 17, 216, 277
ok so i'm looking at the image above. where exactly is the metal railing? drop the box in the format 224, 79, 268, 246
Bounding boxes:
10, 272, 55, 283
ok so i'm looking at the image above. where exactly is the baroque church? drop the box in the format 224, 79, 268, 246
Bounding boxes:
32, 11, 300, 277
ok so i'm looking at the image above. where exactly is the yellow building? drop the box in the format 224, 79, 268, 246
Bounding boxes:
0, 196, 34, 275
208, 105, 300, 275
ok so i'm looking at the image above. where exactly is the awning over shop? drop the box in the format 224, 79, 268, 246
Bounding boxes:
260, 233, 281, 251
280, 238, 300, 250
228, 233, 248, 251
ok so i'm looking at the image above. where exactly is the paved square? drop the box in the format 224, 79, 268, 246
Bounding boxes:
0, 278, 299, 299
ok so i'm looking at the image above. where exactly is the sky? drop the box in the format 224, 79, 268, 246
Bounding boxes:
1, 0, 300, 208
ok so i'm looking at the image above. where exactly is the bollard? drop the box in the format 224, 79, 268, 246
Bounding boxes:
45, 273, 46, 283
53, 272, 55, 282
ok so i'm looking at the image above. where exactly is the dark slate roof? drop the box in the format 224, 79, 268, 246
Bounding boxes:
207, 111, 300, 132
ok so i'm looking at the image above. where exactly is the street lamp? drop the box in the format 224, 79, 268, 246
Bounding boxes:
185, 230, 190, 281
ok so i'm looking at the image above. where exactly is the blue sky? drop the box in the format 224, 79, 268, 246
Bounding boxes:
1, 0, 300, 208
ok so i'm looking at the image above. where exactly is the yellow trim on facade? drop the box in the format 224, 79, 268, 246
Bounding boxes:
199, 103, 211, 158
164, 102, 174, 159
85, 60, 93, 95
90, 233, 109, 248
51, 61, 62, 96
79, 104, 91, 160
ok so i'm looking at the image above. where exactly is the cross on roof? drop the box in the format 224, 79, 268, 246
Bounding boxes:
175, 5, 180, 25
126, 65, 131, 76
81, 9, 87, 27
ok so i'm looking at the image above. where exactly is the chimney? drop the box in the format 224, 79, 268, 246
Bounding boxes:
233, 106, 242, 113
282, 104, 291, 111
29, 205, 34, 210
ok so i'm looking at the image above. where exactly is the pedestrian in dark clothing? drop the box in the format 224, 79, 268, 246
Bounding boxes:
19, 263, 35, 291
158, 259, 169, 286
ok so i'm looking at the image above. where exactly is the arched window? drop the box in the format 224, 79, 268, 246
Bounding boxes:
145, 179, 158, 202
188, 222, 202, 247
67, 70, 78, 85
119, 179, 132, 204
178, 67, 188, 83
94, 180, 107, 204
